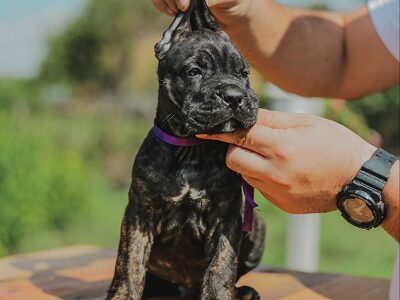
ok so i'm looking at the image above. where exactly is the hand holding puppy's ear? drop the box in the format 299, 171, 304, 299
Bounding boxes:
154, 0, 217, 60
152, 0, 190, 15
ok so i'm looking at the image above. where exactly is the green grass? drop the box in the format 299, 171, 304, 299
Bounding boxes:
319, 211, 397, 278
18, 173, 128, 252
256, 191, 397, 278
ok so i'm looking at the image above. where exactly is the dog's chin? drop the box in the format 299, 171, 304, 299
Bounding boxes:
186, 118, 257, 135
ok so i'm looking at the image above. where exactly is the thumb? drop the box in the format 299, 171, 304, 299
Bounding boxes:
206, 0, 218, 6
177, 0, 190, 11
256, 108, 312, 129
206, 0, 234, 7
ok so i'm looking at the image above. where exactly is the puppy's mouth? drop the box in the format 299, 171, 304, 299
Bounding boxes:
185, 110, 257, 135
188, 86, 258, 134
208, 117, 256, 134
164, 86, 259, 137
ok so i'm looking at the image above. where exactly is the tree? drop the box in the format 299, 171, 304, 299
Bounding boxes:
39, 0, 160, 93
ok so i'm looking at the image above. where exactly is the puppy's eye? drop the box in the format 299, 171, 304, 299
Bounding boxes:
241, 69, 250, 77
186, 68, 203, 77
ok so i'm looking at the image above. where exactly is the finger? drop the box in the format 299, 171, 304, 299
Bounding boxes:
242, 175, 282, 205
225, 145, 272, 179
177, 0, 190, 11
257, 108, 311, 129
206, 0, 232, 7
152, 0, 175, 15
228, 145, 288, 185
246, 175, 336, 214
242, 175, 268, 194
243, 175, 291, 212
164, 0, 178, 13
196, 124, 281, 154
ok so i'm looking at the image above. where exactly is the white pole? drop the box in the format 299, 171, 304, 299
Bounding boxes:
285, 214, 321, 272
266, 84, 324, 272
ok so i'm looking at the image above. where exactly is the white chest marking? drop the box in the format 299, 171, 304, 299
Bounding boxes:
189, 188, 206, 200
170, 182, 207, 203
171, 182, 190, 202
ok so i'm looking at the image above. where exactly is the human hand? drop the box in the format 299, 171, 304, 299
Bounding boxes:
197, 109, 376, 214
152, 0, 270, 68
151, 0, 256, 25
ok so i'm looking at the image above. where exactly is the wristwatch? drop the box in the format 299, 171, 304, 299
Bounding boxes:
337, 148, 398, 229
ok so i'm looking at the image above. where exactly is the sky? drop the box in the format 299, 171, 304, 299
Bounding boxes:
0, 0, 87, 78
0, 0, 364, 79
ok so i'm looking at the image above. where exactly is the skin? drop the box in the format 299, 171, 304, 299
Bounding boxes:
153, 0, 399, 98
197, 110, 399, 241
153, 0, 400, 241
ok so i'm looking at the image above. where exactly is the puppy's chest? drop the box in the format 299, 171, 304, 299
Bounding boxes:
155, 169, 239, 240
161, 164, 236, 210
167, 179, 209, 208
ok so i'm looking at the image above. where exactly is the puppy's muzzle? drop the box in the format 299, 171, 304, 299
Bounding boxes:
216, 84, 246, 109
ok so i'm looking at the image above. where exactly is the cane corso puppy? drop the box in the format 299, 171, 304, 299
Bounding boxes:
106, 1, 265, 299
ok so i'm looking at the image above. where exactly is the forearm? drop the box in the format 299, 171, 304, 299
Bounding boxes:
217, 0, 345, 97
218, 0, 398, 98
382, 160, 400, 241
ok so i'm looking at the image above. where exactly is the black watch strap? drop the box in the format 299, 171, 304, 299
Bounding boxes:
355, 148, 398, 193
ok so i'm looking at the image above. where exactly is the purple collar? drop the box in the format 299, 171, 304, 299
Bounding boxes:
153, 125, 204, 147
153, 124, 258, 232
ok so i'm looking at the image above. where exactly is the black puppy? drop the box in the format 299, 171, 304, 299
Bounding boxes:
106, 1, 265, 299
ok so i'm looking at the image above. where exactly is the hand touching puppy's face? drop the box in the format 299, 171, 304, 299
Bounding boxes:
155, 1, 258, 136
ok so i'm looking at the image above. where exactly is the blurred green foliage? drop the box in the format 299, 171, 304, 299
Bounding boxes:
0, 86, 87, 255
324, 100, 372, 141
351, 86, 400, 154
0, 78, 151, 256
39, 0, 160, 93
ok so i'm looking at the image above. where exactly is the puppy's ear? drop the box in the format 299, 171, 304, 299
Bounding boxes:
155, 12, 188, 60
189, 0, 218, 31
155, 0, 218, 60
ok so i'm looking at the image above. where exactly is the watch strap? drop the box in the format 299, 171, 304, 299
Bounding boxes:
355, 148, 398, 193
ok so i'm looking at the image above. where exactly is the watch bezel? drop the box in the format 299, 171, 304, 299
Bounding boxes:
337, 183, 386, 229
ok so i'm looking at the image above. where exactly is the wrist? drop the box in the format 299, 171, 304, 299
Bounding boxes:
382, 160, 400, 241
337, 146, 399, 235
341, 142, 376, 188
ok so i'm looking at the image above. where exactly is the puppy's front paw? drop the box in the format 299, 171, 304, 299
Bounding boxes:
236, 286, 260, 300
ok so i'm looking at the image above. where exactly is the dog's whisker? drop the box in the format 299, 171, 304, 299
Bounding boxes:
161, 113, 175, 125
161, 113, 173, 123
161, 114, 176, 129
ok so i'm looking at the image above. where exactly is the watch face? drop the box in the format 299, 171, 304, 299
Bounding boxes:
343, 197, 374, 223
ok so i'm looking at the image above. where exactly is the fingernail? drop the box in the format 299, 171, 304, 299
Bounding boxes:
178, 0, 189, 10
196, 134, 209, 139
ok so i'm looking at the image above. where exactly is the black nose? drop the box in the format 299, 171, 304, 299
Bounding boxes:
218, 84, 245, 108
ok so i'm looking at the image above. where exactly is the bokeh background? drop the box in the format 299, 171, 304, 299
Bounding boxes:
0, 0, 398, 278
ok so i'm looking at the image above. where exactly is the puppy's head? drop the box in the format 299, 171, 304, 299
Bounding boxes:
155, 0, 258, 137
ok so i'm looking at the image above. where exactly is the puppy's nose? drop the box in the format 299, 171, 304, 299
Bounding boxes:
218, 84, 245, 108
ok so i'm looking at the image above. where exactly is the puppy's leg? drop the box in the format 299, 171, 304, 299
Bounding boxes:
235, 215, 265, 300
106, 203, 154, 300
200, 217, 241, 300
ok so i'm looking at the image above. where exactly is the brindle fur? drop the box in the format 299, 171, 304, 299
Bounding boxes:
106, 1, 265, 299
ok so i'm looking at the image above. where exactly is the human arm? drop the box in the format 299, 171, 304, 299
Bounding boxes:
196, 109, 400, 241
152, 0, 399, 98
382, 160, 400, 240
